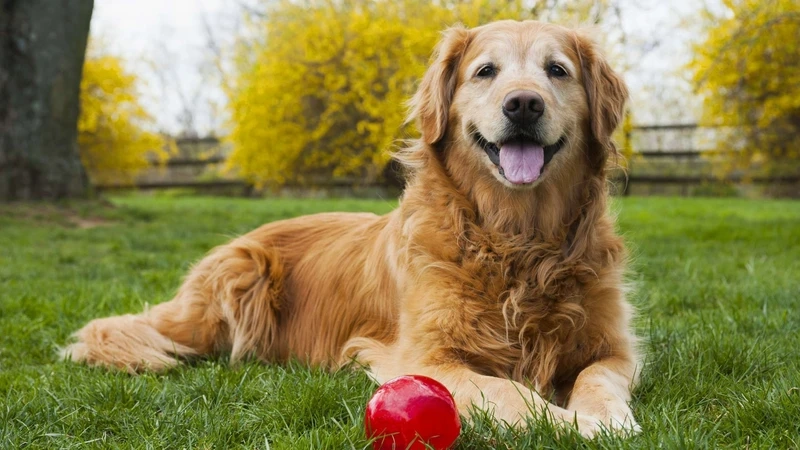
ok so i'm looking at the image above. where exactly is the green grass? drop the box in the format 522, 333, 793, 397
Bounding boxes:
1, 194, 798, 449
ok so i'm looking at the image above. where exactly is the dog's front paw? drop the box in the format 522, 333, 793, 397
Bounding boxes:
604, 412, 641, 436
567, 399, 640, 437
566, 412, 605, 439
477, 394, 604, 438
566, 411, 640, 439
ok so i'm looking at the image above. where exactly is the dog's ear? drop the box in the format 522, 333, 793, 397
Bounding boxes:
409, 25, 472, 146
574, 33, 628, 168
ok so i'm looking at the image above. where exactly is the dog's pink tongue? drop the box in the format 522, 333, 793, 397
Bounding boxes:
499, 141, 544, 184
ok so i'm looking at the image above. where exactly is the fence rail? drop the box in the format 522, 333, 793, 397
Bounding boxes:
619, 174, 800, 185
163, 156, 227, 167
94, 127, 798, 196
96, 180, 249, 190
633, 123, 707, 131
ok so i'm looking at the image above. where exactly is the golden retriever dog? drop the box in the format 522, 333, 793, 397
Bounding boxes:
64, 20, 639, 437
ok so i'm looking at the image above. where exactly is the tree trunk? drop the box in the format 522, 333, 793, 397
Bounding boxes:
0, 0, 94, 201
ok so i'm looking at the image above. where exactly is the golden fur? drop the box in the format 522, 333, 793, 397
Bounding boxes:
64, 20, 640, 437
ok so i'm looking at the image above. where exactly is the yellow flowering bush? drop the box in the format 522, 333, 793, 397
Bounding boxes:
78, 44, 168, 185
688, 0, 800, 175
227, 0, 601, 187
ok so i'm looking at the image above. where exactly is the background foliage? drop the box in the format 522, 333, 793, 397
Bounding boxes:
226, 0, 605, 187
689, 0, 800, 176
78, 41, 169, 185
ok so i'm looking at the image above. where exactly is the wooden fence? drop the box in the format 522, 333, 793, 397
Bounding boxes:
95, 125, 799, 197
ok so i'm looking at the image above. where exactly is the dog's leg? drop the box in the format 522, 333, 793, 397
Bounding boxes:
62, 237, 284, 373
566, 356, 640, 434
362, 352, 603, 438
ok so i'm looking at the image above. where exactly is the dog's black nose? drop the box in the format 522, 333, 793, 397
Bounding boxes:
502, 90, 545, 125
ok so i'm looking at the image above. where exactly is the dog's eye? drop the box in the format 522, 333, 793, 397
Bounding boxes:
548, 63, 568, 78
476, 64, 496, 78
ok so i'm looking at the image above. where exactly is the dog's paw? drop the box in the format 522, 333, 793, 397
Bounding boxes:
604, 412, 641, 436
568, 412, 605, 439
567, 398, 640, 437
569, 412, 640, 439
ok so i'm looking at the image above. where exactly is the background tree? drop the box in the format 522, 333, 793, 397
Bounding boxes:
0, 0, 94, 200
78, 42, 169, 186
689, 0, 800, 176
226, 0, 606, 188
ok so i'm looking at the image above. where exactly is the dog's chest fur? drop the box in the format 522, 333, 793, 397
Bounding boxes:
418, 222, 616, 396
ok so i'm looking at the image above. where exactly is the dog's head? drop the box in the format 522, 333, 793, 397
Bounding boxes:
409, 20, 628, 190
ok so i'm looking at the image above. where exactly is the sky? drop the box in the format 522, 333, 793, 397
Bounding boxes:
91, 0, 235, 135
90, 0, 718, 136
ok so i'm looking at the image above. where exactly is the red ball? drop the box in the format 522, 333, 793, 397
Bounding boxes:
365, 375, 461, 450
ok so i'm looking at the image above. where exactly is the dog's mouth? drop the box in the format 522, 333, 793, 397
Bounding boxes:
472, 129, 565, 185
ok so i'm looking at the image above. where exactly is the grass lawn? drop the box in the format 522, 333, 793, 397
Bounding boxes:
1, 194, 798, 449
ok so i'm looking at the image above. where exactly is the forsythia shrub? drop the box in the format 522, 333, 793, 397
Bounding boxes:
227, 0, 602, 187
689, 0, 800, 174
79, 43, 168, 185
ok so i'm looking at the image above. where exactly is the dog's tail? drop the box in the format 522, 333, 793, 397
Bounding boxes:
61, 238, 284, 373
